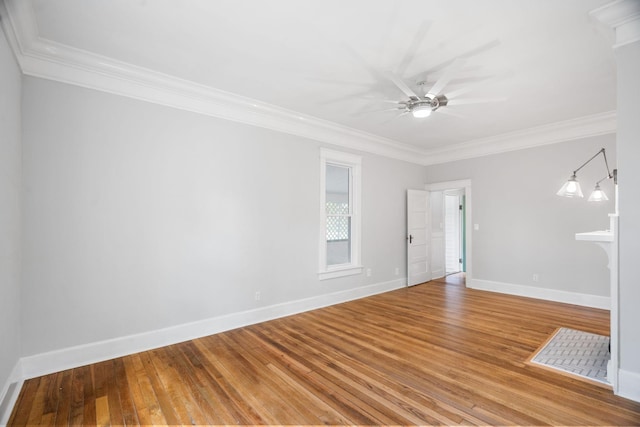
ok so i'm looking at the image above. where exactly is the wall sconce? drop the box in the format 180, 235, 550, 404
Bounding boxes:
557, 148, 617, 202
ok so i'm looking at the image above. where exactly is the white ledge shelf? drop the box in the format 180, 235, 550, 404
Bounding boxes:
575, 230, 614, 242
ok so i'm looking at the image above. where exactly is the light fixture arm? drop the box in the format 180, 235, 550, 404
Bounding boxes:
571, 148, 613, 180
596, 168, 618, 186
556, 147, 617, 202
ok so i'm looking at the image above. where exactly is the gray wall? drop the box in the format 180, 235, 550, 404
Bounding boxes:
425, 136, 616, 297
0, 26, 22, 396
617, 40, 640, 382
20, 77, 427, 356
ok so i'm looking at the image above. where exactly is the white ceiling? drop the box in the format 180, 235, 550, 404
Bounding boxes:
2, 0, 619, 163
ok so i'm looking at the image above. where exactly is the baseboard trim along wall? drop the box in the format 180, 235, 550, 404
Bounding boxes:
17, 278, 406, 382
468, 279, 611, 310
4, 277, 639, 418
619, 369, 640, 403
0, 361, 24, 425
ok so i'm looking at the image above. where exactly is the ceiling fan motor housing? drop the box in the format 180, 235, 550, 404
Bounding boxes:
431, 94, 448, 109
408, 94, 448, 115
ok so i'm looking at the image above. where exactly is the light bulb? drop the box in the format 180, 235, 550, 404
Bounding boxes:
556, 174, 584, 198
411, 102, 432, 118
588, 184, 609, 202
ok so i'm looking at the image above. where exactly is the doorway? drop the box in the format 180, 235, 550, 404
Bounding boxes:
406, 180, 472, 287
425, 179, 472, 286
444, 190, 465, 275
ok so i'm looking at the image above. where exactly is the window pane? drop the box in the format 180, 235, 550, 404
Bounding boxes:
326, 164, 350, 214
326, 164, 351, 266
326, 201, 349, 215
327, 217, 351, 265
326, 215, 350, 241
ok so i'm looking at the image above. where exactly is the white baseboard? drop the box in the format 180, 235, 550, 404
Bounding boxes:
619, 369, 640, 403
19, 278, 406, 381
5, 276, 637, 421
468, 279, 610, 310
0, 360, 23, 426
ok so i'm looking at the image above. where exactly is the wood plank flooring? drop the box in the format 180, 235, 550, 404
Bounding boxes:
9, 275, 640, 426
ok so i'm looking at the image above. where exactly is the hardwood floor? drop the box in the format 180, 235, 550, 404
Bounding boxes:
9, 276, 640, 426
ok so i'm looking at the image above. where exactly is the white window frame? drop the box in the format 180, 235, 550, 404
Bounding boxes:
319, 148, 362, 280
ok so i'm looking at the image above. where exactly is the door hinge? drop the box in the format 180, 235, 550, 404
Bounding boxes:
459, 204, 463, 211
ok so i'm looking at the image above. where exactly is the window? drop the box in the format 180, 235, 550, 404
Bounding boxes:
319, 148, 362, 280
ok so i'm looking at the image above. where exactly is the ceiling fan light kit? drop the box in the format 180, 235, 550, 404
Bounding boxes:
382, 33, 504, 122
411, 103, 432, 118
408, 94, 448, 118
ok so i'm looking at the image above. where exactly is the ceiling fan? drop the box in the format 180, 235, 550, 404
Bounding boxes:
362, 21, 505, 120
328, 21, 505, 120
388, 57, 464, 118
381, 56, 506, 119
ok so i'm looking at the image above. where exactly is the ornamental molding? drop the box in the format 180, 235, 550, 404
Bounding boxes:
1, 0, 617, 166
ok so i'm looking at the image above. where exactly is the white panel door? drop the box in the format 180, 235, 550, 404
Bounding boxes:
407, 189, 430, 286
430, 191, 445, 279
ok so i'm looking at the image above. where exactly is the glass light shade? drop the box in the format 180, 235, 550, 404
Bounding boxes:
556, 174, 584, 198
411, 104, 432, 118
588, 184, 609, 202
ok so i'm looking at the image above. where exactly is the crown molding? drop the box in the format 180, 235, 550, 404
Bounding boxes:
421, 111, 617, 166
590, 0, 640, 49
1, 0, 618, 167
0, 0, 425, 164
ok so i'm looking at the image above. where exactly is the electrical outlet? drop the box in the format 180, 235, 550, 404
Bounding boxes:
532, 274, 539, 282
395, 267, 400, 276
366, 268, 372, 277
255, 291, 261, 301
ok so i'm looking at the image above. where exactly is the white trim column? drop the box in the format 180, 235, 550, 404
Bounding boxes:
591, 0, 640, 403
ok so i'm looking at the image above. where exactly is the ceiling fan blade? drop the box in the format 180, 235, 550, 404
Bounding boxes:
358, 98, 408, 106
436, 108, 465, 119
447, 97, 507, 106
395, 21, 431, 77
458, 39, 501, 60
445, 70, 514, 99
341, 43, 388, 87
382, 110, 411, 124
444, 81, 487, 99
353, 106, 405, 117
389, 73, 420, 99
426, 58, 466, 97
409, 39, 500, 85
428, 39, 500, 75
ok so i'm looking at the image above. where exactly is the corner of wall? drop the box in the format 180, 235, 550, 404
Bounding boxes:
618, 369, 640, 403
0, 360, 24, 425
468, 278, 611, 310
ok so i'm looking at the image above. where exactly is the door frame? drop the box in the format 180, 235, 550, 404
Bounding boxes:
425, 179, 472, 286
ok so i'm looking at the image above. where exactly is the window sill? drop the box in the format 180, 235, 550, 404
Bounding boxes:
318, 265, 363, 280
